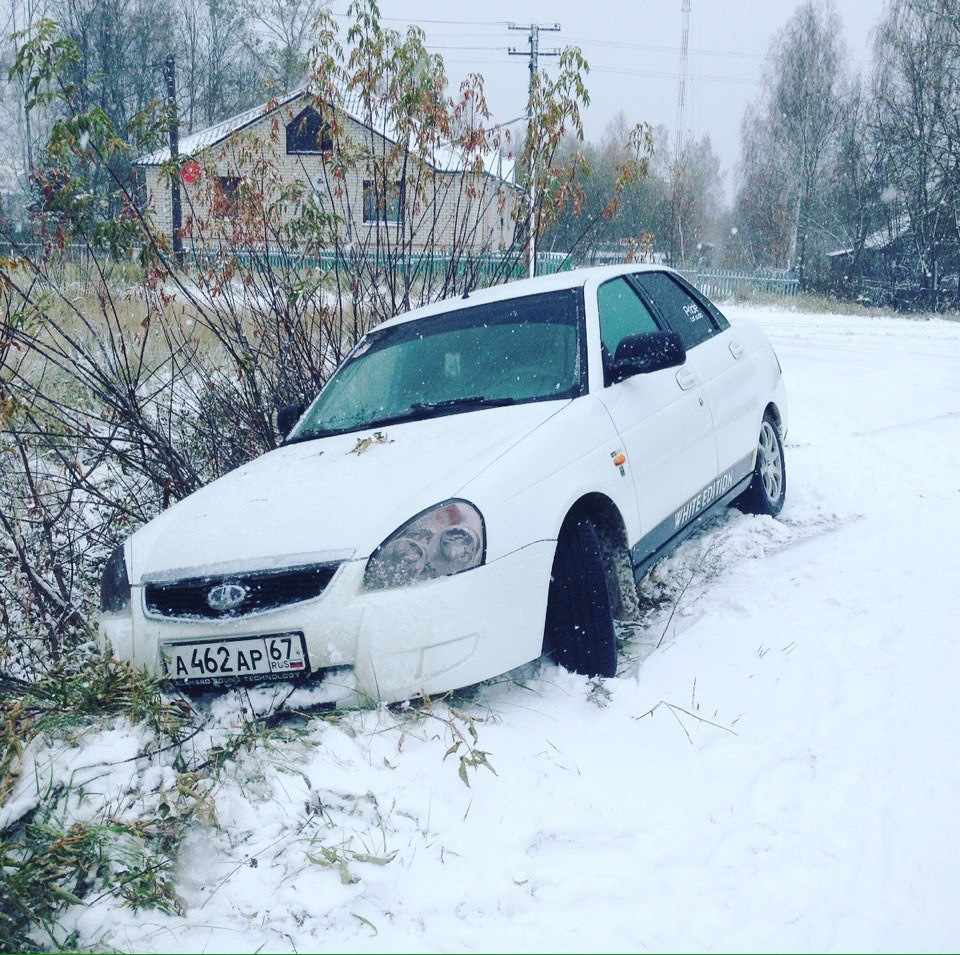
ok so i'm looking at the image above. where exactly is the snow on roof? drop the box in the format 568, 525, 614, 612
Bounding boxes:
377, 263, 677, 331
826, 215, 911, 257
134, 87, 515, 183
134, 91, 305, 167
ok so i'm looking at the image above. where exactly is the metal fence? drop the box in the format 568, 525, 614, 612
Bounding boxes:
679, 268, 799, 299
184, 248, 573, 282
2, 241, 575, 285
3, 240, 803, 299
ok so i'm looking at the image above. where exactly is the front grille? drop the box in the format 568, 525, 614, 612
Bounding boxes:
145, 563, 340, 619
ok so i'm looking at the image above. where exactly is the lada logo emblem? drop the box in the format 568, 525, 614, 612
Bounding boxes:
206, 583, 249, 612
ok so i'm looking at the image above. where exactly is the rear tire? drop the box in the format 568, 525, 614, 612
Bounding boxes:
542, 517, 617, 678
736, 412, 786, 517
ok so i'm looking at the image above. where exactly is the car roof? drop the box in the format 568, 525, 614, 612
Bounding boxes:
376, 263, 680, 331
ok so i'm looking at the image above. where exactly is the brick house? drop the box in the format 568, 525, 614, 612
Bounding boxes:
135, 88, 518, 254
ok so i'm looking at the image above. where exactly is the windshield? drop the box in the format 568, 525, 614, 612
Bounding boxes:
289, 288, 585, 441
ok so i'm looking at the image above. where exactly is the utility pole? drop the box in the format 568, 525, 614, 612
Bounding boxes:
675, 0, 691, 160
671, 0, 692, 267
163, 55, 183, 267
509, 22, 560, 278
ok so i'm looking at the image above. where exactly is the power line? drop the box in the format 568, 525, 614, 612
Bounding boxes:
433, 56, 759, 85
414, 30, 511, 38
565, 34, 871, 66
564, 35, 767, 60
422, 46, 760, 84
328, 9, 873, 66
422, 44, 510, 51
327, 10, 767, 60
441, 58, 524, 66
329, 11, 509, 26
574, 65, 758, 85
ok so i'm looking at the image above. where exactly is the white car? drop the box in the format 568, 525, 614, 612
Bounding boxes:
99, 265, 787, 705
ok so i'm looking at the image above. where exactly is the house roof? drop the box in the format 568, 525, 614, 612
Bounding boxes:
135, 92, 303, 167
134, 87, 516, 183
826, 215, 911, 257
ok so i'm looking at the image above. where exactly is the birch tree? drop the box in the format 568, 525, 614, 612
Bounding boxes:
733, 0, 845, 282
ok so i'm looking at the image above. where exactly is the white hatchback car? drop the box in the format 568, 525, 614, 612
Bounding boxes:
99, 265, 787, 704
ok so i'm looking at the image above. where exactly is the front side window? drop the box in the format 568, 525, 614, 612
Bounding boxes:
597, 277, 661, 383
363, 179, 402, 222
289, 289, 585, 441
634, 271, 720, 350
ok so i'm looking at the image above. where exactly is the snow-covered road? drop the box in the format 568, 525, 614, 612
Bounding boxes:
17, 306, 960, 952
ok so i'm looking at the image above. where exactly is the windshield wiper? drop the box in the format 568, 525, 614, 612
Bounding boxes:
285, 411, 417, 443
409, 396, 517, 414
285, 397, 518, 445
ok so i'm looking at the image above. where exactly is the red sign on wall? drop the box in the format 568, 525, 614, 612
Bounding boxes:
181, 160, 201, 184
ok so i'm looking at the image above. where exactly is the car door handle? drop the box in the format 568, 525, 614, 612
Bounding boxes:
729, 340, 745, 360
675, 367, 698, 391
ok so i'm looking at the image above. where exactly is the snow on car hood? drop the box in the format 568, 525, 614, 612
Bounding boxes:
128, 400, 569, 582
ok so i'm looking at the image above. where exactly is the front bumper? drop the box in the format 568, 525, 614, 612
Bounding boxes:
99, 541, 555, 705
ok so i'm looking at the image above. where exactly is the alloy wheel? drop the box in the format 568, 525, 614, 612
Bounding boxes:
758, 420, 783, 502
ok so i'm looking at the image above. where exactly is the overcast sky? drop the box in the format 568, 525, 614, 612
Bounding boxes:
331, 0, 889, 196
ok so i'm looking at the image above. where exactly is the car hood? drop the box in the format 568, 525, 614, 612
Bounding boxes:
128, 400, 569, 582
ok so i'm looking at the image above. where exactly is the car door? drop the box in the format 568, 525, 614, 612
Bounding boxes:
634, 270, 759, 482
594, 276, 718, 560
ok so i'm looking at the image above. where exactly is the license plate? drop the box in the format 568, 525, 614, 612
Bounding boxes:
162, 632, 309, 682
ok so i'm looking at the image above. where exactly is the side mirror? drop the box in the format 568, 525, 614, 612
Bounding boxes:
276, 400, 308, 440
611, 331, 686, 382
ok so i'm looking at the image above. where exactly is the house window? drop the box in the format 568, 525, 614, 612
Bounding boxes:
286, 106, 333, 155
213, 176, 241, 217
363, 179, 402, 223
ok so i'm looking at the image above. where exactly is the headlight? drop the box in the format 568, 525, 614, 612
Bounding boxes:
100, 544, 131, 613
364, 500, 485, 590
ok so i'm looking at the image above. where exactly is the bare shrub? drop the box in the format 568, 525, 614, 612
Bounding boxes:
0, 4, 650, 677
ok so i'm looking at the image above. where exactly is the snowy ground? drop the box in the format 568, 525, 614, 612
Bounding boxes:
6, 306, 960, 952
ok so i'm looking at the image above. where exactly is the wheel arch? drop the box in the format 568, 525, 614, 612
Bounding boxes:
561, 492, 639, 621
764, 400, 783, 434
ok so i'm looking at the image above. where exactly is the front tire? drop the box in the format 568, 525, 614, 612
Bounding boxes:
542, 517, 617, 678
737, 412, 786, 517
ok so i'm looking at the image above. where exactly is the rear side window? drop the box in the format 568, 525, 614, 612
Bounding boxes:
672, 272, 730, 331
597, 277, 661, 383
634, 271, 720, 350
